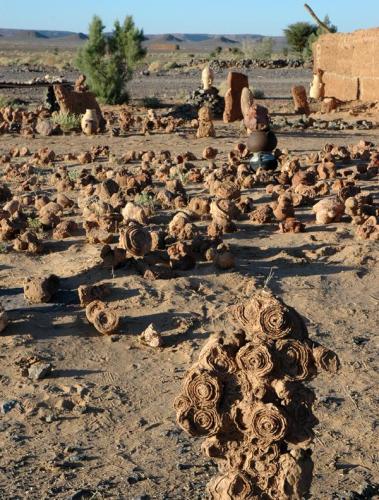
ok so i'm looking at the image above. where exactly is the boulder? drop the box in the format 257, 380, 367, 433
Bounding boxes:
223, 72, 249, 123
53, 84, 105, 130
292, 85, 310, 115
196, 106, 215, 138
36, 118, 54, 136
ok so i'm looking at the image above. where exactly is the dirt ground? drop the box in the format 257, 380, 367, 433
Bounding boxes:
0, 68, 378, 500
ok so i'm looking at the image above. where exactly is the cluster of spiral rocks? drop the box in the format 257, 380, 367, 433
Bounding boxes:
174, 290, 340, 499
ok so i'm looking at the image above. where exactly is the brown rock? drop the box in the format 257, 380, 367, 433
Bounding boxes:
196, 106, 215, 139
292, 86, 310, 115
78, 284, 110, 307
53, 84, 105, 130
36, 119, 54, 136
140, 323, 164, 347
74, 74, 88, 92
321, 97, 340, 113
244, 104, 270, 132
24, 274, 60, 304
223, 72, 249, 123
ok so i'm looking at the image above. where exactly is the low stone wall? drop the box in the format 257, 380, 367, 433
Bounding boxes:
313, 28, 379, 102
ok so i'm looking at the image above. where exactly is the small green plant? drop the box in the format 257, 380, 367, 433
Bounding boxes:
0, 243, 7, 253
27, 217, 42, 230
68, 169, 80, 181
135, 192, 155, 210
52, 112, 81, 133
170, 170, 188, 185
141, 96, 161, 109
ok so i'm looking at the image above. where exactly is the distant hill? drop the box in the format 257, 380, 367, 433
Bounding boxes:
0, 29, 48, 40
213, 36, 238, 44
0, 28, 287, 53
146, 34, 183, 43
55, 33, 88, 42
0, 28, 86, 40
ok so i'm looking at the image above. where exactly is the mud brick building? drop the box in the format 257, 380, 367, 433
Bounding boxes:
313, 27, 379, 102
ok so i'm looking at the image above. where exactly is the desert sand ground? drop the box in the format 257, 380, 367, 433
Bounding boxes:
0, 66, 378, 500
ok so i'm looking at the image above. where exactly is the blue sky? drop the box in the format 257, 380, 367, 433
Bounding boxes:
1, 0, 379, 35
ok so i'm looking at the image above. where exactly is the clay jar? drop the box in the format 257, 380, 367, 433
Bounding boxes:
81, 109, 99, 135
247, 130, 277, 153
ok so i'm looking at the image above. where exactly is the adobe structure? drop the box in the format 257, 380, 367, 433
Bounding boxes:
313, 27, 379, 102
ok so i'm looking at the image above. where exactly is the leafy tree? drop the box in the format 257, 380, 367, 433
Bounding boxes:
112, 16, 146, 68
76, 15, 146, 104
284, 22, 317, 54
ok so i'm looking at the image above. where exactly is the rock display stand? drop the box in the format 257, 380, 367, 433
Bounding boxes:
187, 87, 225, 119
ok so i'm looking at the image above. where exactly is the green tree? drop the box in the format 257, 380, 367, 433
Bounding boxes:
112, 16, 146, 69
284, 22, 317, 54
76, 15, 146, 104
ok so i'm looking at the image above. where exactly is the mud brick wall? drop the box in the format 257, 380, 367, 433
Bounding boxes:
313, 28, 379, 102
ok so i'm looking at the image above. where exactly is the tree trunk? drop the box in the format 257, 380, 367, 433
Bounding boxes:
304, 3, 333, 33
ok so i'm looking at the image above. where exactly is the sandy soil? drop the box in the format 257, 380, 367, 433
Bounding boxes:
0, 69, 378, 500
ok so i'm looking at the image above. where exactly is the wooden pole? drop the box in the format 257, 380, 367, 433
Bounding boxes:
304, 3, 333, 33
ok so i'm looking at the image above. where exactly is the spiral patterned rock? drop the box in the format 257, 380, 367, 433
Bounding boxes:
184, 367, 221, 409
236, 343, 274, 378
276, 339, 315, 381
119, 221, 152, 257
208, 471, 255, 500
249, 403, 288, 445
91, 307, 119, 335
177, 405, 223, 437
85, 300, 106, 324
312, 345, 340, 374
